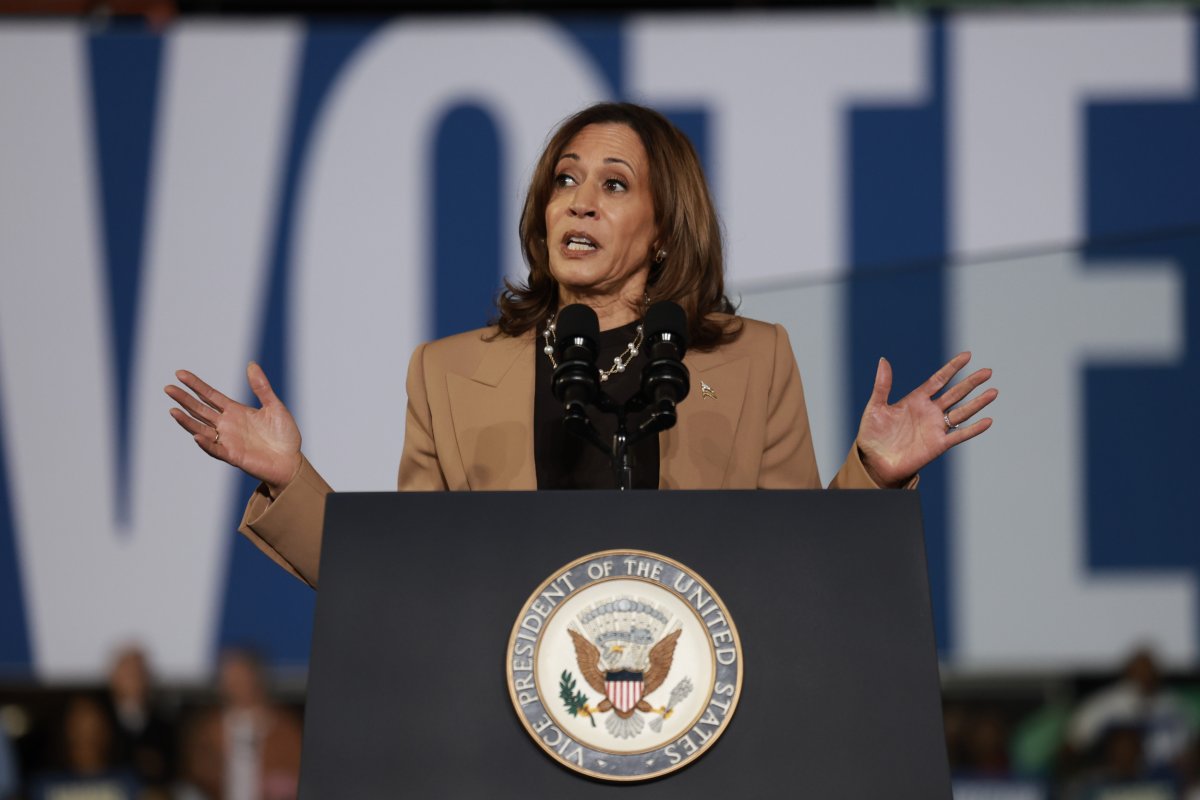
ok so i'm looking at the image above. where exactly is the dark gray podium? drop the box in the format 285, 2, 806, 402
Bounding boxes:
298, 490, 950, 798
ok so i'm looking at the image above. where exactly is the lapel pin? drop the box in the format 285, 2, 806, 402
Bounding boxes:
701, 380, 717, 400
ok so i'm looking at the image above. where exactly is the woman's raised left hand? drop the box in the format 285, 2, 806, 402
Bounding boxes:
854, 352, 997, 488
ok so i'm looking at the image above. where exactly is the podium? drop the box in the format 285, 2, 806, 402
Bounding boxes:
298, 490, 951, 798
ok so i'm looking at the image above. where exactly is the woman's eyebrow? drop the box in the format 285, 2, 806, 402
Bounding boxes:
604, 157, 636, 175
555, 153, 636, 176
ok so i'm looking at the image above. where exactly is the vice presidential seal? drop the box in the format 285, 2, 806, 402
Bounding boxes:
506, 550, 742, 781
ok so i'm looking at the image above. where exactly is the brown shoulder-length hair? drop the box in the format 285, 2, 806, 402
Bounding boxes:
494, 102, 739, 350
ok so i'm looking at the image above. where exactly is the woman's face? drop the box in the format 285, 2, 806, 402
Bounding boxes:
545, 123, 658, 310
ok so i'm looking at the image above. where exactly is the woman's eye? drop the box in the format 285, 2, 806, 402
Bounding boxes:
554, 173, 577, 188
604, 178, 627, 193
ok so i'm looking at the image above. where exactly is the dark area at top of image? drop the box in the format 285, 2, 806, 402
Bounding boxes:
177, 0, 877, 12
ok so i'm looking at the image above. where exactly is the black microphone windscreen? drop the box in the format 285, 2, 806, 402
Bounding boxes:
556, 303, 600, 345
644, 301, 689, 351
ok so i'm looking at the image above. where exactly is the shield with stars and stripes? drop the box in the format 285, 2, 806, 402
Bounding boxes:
605, 671, 645, 713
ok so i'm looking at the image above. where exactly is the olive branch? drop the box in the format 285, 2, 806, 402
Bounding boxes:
559, 670, 596, 727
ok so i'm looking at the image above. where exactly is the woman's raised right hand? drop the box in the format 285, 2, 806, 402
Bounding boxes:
165, 362, 302, 498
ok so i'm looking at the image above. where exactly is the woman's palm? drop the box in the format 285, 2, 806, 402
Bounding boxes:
856, 353, 996, 488
166, 362, 302, 493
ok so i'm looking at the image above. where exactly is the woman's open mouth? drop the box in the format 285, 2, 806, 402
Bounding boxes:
562, 232, 599, 253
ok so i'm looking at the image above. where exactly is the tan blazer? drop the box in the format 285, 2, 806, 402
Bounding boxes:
239, 317, 886, 588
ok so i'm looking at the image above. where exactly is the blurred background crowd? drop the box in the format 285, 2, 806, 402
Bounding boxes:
946, 649, 1200, 800
0, 645, 302, 800
4, 645, 1200, 799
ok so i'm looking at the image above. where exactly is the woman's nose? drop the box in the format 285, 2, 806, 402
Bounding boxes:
568, 186, 598, 218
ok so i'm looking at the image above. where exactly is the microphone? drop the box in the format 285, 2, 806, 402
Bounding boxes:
640, 301, 690, 413
551, 304, 601, 418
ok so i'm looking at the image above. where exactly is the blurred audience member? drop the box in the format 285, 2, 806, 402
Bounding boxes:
182, 649, 302, 800
967, 711, 1012, 778
105, 644, 176, 796
0, 721, 16, 800
1067, 648, 1195, 773
30, 694, 138, 800
1063, 724, 1177, 800
944, 704, 971, 774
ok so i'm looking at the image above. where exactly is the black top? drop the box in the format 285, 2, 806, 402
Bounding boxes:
534, 319, 660, 490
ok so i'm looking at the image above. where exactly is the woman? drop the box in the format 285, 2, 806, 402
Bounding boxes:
165, 103, 996, 588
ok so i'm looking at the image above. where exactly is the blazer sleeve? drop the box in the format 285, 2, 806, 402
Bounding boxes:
237, 341, 451, 588
237, 455, 331, 588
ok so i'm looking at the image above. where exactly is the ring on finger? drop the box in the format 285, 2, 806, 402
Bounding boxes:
944, 413, 959, 434
214, 429, 221, 446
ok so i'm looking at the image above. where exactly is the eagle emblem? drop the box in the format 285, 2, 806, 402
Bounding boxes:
563, 596, 688, 739
508, 550, 742, 780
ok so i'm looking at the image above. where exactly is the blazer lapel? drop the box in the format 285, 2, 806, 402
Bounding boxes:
445, 333, 537, 490
440, 331, 750, 491
660, 349, 750, 489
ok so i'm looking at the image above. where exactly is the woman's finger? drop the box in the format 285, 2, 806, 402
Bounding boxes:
945, 416, 993, 448
247, 361, 280, 409
169, 407, 210, 438
946, 388, 999, 427
165, 384, 218, 426
868, 357, 893, 407
170, 409, 224, 459
938, 368, 993, 411
192, 432, 224, 460
175, 370, 232, 413
919, 351, 971, 398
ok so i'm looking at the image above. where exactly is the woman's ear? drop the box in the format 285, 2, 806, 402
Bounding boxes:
650, 236, 667, 264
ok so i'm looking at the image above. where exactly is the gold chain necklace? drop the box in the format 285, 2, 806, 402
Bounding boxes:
542, 316, 644, 383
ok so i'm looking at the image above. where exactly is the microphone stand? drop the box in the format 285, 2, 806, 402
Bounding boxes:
566, 391, 680, 491
554, 301, 688, 491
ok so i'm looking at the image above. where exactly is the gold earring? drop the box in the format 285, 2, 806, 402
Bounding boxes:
654, 249, 667, 264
